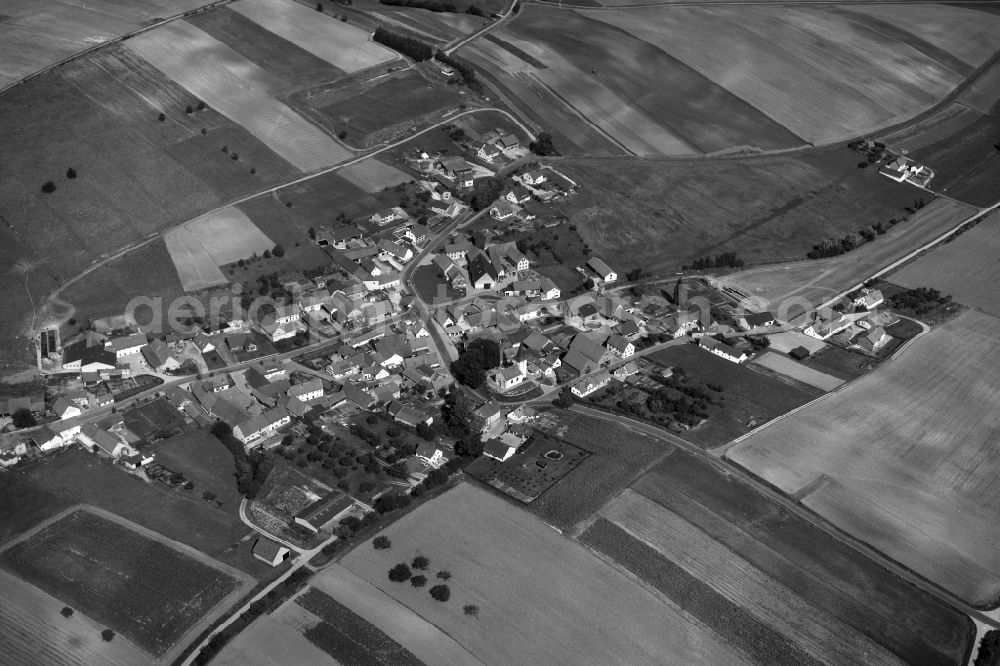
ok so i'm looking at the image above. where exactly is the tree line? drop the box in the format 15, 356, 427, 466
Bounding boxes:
373, 27, 433, 62
807, 198, 926, 259
210, 422, 273, 499
683, 252, 744, 271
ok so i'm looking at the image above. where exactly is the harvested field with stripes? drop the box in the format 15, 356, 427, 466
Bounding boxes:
0, 0, 211, 88
728, 310, 1000, 607
343, 483, 750, 665
586, 489, 906, 665
632, 452, 974, 664
127, 20, 352, 171
231, 0, 395, 73
467, 3, 1000, 154
891, 212, 1000, 317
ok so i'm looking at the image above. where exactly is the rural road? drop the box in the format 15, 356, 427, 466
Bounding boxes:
567, 403, 1000, 631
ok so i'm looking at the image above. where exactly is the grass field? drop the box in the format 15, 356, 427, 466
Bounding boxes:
585, 489, 905, 666
127, 20, 352, 171
0, 0, 211, 88
151, 428, 243, 510
214, 601, 335, 666
0, 448, 272, 578
165, 206, 276, 291
0, 507, 248, 657
544, 150, 926, 280
0, 567, 151, 666
338, 158, 414, 193
231, 0, 396, 73
752, 351, 845, 391
646, 344, 815, 447
719, 197, 978, 312
342, 482, 751, 665
728, 310, 1000, 607
634, 452, 974, 664
891, 212, 1000, 316
314, 71, 464, 143
529, 409, 670, 531
122, 397, 188, 441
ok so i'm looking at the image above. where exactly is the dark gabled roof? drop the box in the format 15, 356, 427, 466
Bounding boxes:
296, 491, 354, 528
569, 334, 606, 364
468, 253, 499, 285
252, 537, 286, 561
63, 341, 116, 367
744, 312, 775, 327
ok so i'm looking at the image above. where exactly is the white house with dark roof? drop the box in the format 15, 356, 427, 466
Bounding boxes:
233, 407, 290, 444
522, 169, 547, 186
106, 332, 147, 358
572, 371, 611, 397
288, 379, 323, 403
252, 538, 290, 566
605, 334, 635, 359
853, 288, 885, 310
699, 336, 749, 364
477, 142, 502, 162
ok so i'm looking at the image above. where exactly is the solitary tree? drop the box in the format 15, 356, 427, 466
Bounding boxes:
316, 2, 323, 9
66, 167, 77, 179
373, 535, 391, 550
429, 584, 450, 602
60, 607, 74, 618
410, 575, 427, 587
101, 629, 115, 642
185, 105, 194, 114
436, 570, 451, 580
41, 181, 56, 194
12, 408, 36, 428
197, 100, 206, 111
158, 112, 166, 121
411, 555, 429, 570
463, 604, 479, 616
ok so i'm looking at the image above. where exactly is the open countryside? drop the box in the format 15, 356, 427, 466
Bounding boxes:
3, 0, 1000, 663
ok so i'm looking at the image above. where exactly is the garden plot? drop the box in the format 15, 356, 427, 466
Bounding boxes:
728, 310, 1000, 606
127, 20, 352, 171
231, 0, 396, 73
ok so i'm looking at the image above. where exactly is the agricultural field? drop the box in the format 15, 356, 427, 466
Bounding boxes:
464, 3, 1000, 155
214, 602, 336, 666
0, 448, 273, 578
543, 149, 927, 282
0, 0, 212, 89
341, 482, 751, 665
126, 20, 352, 171
718, 197, 978, 314
751, 351, 845, 392
309, 70, 466, 146
891, 213, 1000, 317
231, 0, 395, 73
631, 452, 974, 664
0, 567, 150, 666
727, 310, 1000, 607
0, 507, 250, 659
585, 490, 903, 666
525, 409, 671, 531
165, 207, 276, 291
338, 158, 414, 193
646, 344, 815, 447
364, 4, 488, 42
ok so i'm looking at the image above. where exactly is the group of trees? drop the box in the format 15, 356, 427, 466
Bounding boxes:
683, 253, 744, 271
976, 630, 1000, 666
891, 286, 952, 317
373, 28, 433, 62
528, 131, 557, 156
380, 0, 456, 11
40, 167, 80, 193
807, 199, 925, 259
387, 556, 452, 601
450, 338, 501, 388
468, 176, 504, 211
210, 422, 273, 499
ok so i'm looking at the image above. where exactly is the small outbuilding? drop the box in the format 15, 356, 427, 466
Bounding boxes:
252, 537, 291, 567
789, 346, 811, 361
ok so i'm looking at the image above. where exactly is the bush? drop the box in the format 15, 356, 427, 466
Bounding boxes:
373, 535, 391, 550
528, 131, 557, 156
410, 574, 428, 587
411, 555, 429, 570
463, 604, 479, 616
158, 112, 166, 121
101, 629, 115, 642
41, 181, 56, 194
429, 584, 450, 602
60, 606, 73, 618
66, 167, 77, 179
388, 563, 412, 582
436, 570, 451, 580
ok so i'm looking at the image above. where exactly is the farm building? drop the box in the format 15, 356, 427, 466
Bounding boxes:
106, 332, 147, 358
233, 407, 291, 444
469, 253, 500, 291
853, 288, 885, 310
62, 341, 116, 374
483, 438, 517, 462
252, 538, 291, 567
789, 346, 811, 361
141, 339, 180, 372
587, 257, 617, 284
572, 371, 612, 397
699, 336, 749, 364
739, 312, 776, 330
295, 492, 356, 533
52, 398, 81, 421
606, 334, 635, 359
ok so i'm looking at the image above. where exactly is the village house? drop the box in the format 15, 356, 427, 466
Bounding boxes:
494, 134, 520, 151
438, 156, 475, 188
856, 326, 889, 352
572, 371, 612, 397
233, 407, 291, 444
803, 312, 852, 340
605, 334, 636, 359
522, 169, 547, 186
613, 361, 639, 379
482, 438, 517, 462
539, 277, 560, 300
853, 288, 885, 310
738, 312, 776, 331
62, 341, 117, 374
370, 207, 408, 227
477, 142, 502, 163
299, 290, 329, 314
699, 336, 749, 364
468, 253, 500, 291
52, 397, 82, 421
489, 363, 526, 393
586, 257, 617, 284
472, 400, 506, 433
489, 200, 517, 221
141, 338, 181, 372
288, 378, 323, 403
105, 332, 147, 359
416, 442, 447, 468
504, 185, 533, 205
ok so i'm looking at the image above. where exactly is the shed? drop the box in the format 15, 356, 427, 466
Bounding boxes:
789, 346, 810, 361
